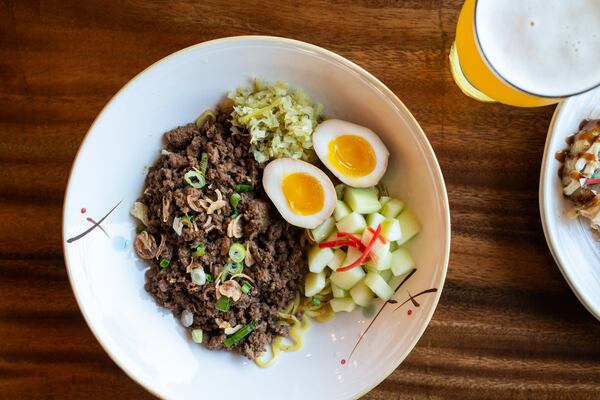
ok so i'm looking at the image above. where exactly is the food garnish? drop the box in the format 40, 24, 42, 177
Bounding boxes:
229, 79, 322, 163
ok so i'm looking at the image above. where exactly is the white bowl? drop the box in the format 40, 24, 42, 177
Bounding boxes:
540, 86, 600, 321
63, 36, 450, 399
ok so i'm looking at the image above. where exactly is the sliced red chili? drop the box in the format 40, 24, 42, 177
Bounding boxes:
336, 224, 382, 272
368, 227, 387, 244
337, 232, 365, 250
584, 178, 600, 186
319, 239, 354, 249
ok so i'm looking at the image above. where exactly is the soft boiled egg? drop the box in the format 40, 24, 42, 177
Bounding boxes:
263, 158, 337, 229
312, 119, 389, 188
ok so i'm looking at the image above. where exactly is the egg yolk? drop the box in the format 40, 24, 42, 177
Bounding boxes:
327, 135, 376, 177
281, 172, 324, 216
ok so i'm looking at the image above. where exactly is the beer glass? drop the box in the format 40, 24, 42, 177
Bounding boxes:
450, 0, 600, 107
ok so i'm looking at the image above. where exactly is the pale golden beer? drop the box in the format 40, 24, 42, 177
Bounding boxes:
450, 0, 600, 107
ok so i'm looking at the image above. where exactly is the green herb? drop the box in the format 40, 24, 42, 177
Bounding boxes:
180, 213, 194, 224
220, 271, 229, 284
224, 321, 257, 347
191, 329, 203, 344
159, 258, 171, 269
192, 243, 206, 258
199, 152, 209, 175
215, 296, 231, 312
241, 282, 252, 294
228, 243, 246, 263
205, 273, 214, 282
230, 193, 241, 215
235, 183, 253, 193
184, 168, 206, 189
136, 223, 147, 233
224, 262, 243, 275
311, 296, 321, 306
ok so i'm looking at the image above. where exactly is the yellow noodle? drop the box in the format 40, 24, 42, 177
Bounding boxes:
255, 281, 330, 367
254, 337, 282, 368
279, 316, 303, 352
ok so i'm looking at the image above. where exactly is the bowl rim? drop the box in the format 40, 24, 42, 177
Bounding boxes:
62, 35, 451, 399
539, 97, 600, 322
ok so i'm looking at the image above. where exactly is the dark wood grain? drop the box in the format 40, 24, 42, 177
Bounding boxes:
1, 0, 599, 398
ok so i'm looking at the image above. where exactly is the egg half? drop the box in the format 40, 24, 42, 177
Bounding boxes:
312, 119, 389, 188
263, 158, 337, 229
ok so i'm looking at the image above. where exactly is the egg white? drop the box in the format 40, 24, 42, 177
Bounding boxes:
313, 119, 389, 188
263, 158, 337, 229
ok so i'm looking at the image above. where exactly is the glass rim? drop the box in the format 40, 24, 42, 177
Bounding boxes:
473, 0, 600, 99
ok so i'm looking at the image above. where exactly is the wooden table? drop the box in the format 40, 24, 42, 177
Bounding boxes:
2, 1, 599, 398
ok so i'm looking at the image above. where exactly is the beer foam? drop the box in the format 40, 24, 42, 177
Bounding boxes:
475, 0, 600, 97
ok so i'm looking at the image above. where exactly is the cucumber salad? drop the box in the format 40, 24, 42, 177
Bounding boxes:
305, 185, 420, 313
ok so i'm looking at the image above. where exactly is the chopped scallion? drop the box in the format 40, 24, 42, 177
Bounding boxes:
180, 213, 194, 223
215, 295, 231, 312
311, 296, 321, 306
192, 243, 206, 258
191, 268, 206, 285
191, 329, 203, 344
241, 282, 252, 294
159, 258, 170, 269
184, 168, 206, 189
220, 271, 229, 284
224, 262, 243, 275
230, 193, 241, 215
228, 243, 246, 263
224, 321, 257, 347
205, 273, 214, 282
199, 152, 208, 175
235, 183, 253, 193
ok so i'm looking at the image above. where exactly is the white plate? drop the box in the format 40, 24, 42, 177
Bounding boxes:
63, 36, 450, 399
540, 86, 600, 321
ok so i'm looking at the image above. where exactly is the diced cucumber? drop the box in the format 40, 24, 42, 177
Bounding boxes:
327, 249, 346, 271
388, 274, 405, 291
335, 184, 345, 200
366, 212, 386, 229
390, 247, 415, 276
364, 271, 394, 301
344, 188, 381, 214
381, 218, 402, 241
379, 196, 391, 206
336, 212, 367, 234
333, 200, 351, 221
310, 217, 335, 243
395, 208, 420, 245
331, 283, 348, 298
325, 229, 339, 242
308, 246, 334, 273
380, 269, 393, 282
331, 265, 365, 290
330, 297, 356, 313
305, 271, 326, 297
342, 247, 363, 267
350, 281, 375, 307
360, 229, 390, 262
364, 262, 378, 273
381, 198, 405, 218
366, 251, 391, 271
